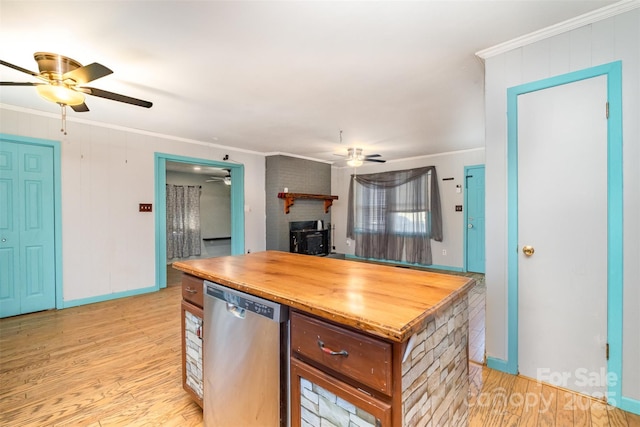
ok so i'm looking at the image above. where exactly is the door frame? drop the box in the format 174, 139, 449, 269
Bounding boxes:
463, 164, 485, 273
154, 153, 245, 288
0, 133, 63, 310
493, 61, 623, 404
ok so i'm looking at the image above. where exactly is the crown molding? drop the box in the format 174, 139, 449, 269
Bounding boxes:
476, 0, 640, 60
0, 103, 264, 155
264, 152, 334, 164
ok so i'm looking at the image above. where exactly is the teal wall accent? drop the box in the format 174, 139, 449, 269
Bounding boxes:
154, 153, 245, 288
621, 397, 640, 415
63, 285, 158, 308
463, 164, 485, 273
486, 356, 511, 373
0, 134, 63, 310
500, 61, 624, 406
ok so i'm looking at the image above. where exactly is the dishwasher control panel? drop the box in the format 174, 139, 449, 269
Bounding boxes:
204, 281, 288, 322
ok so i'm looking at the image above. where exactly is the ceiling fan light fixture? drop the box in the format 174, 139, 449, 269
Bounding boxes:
347, 158, 363, 167
223, 176, 231, 186
346, 147, 364, 167
36, 83, 85, 106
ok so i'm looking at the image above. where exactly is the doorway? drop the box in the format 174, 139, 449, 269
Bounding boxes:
165, 161, 233, 284
518, 75, 608, 396
464, 164, 485, 274
503, 62, 623, 402
0, 134, 62, 318
154, 153, 245, 288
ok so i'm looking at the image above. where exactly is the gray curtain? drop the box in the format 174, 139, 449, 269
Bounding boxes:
347, 166, 442, 265
166, 185, 202, 259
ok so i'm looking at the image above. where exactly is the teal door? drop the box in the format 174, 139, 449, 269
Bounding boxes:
0, 141, 56, 317
465, 165, 485, 273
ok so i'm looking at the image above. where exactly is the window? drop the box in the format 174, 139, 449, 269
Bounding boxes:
347, 166, 442, 265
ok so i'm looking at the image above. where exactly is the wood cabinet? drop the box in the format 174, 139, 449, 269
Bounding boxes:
290, 310, 394, 426
181, 274, 204, 407
174, 252, 474, 426
182, 273, 204, 307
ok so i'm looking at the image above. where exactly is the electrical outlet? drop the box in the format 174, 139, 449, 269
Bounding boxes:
442, 249, 447, 256
139, 203, 152, 212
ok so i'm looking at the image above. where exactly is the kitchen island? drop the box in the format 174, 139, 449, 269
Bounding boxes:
173, 251, 475, 427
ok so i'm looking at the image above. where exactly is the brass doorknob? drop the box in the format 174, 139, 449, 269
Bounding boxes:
522, 245, 535, 256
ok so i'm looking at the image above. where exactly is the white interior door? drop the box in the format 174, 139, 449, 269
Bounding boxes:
517, 75, 608, 397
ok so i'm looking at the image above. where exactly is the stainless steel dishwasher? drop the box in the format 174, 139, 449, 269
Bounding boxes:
203, 280, 289, 427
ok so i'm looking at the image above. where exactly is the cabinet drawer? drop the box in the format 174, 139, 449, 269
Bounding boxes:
291, 311, 392, 395
182, 274, 204, 308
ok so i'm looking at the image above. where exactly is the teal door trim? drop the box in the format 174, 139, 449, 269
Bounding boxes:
463, 164, 485, 273
0, 133, 63, 310
154, 153, 245, 288
486, 61, 626, 410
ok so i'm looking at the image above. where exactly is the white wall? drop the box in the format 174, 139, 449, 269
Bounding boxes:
484, 8, 639, 401
0, 107, 266, 302
331, 148, 485, 269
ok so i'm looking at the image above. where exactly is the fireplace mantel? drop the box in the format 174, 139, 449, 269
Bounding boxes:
277, 193, 338, 214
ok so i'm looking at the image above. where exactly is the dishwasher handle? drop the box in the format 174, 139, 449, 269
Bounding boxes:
226, 302, 246, 319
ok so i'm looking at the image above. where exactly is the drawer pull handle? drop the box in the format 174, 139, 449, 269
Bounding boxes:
185, 287, 197, 294
318, 340, 348, 357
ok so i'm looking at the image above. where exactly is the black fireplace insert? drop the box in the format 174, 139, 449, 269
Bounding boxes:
289, 220, 329, 256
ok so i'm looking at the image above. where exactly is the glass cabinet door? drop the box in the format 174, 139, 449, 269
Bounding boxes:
290, 358, 392, 427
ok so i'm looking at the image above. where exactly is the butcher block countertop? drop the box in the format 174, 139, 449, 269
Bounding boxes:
172, 251, 475, 343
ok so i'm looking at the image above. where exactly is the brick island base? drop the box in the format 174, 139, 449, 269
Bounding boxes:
401, 294, 469, 426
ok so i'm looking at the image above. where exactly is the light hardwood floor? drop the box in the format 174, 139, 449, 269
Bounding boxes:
1, 273, 638, 426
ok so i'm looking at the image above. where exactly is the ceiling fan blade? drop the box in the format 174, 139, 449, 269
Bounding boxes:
70, 102, 90, 112
365, 158, 386, 163
63, 62, 113, 84
0, 81, 43, 86
364, 154, 382, 158
79, 86, 153, 108
0, 59, 40, 78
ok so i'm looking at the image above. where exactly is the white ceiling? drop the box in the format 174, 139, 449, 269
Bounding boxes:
0, 0, 617, 163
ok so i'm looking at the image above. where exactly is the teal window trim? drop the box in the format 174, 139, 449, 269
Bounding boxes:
500, 61, 624, 408
0, 133, 63, 310
154, 153, 245, 288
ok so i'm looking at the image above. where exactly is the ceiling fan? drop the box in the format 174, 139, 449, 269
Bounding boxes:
206, 169, 231, 185
333, 130, 386, 167
335, 147, 386, 167
0, 52, 153, 133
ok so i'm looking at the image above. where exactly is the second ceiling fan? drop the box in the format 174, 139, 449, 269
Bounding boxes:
335, 130, 386, 167
343, 147, 386, 167
206, 169, 231, 185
